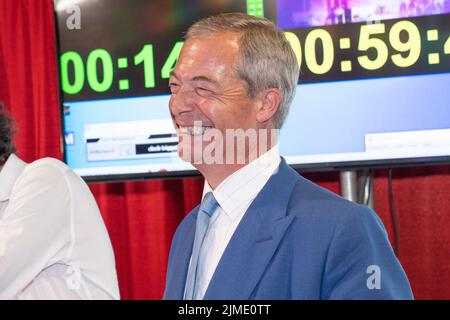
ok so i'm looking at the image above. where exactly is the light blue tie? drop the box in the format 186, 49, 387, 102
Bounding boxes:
184, 192, 218, 300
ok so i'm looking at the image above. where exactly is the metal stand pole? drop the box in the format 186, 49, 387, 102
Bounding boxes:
340, 169, 375, 209
358, 169, 375, 209
340, 170, 358, 202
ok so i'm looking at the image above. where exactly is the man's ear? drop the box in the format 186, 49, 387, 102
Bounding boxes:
256, 88, 281, 124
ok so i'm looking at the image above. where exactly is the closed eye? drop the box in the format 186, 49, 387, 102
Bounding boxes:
169, 83, 180, 93
195, 87, 214, 97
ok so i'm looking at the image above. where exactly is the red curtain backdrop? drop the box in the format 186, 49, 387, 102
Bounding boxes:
0, 0, 449, 299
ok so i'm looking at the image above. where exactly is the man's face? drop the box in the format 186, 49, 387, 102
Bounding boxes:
168, 32, 260, 164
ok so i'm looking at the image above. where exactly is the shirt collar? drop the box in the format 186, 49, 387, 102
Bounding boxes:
0, 154, 27, 202
203, 144, 281, 220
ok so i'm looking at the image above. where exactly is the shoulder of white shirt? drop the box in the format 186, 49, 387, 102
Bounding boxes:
0, 154, 78, 201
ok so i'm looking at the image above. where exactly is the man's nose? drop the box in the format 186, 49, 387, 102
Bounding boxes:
169, 86, 196, 116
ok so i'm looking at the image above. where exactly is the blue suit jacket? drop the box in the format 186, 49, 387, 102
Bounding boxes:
163, 159, 413, 299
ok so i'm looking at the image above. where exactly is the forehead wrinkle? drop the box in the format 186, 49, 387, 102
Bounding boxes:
191, 75, 219, 85
174, 34, 246, 92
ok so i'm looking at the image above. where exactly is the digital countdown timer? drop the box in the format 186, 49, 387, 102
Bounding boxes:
61, 41, 183, 94
59, 14, 449, 101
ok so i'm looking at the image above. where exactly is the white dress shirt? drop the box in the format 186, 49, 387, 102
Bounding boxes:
0, 154, 120, 299
192, 145, 281, 299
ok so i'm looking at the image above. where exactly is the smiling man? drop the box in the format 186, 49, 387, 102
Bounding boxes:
163, 13, 413, 300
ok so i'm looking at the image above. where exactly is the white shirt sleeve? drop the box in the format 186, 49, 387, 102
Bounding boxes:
0, 161, 71, 298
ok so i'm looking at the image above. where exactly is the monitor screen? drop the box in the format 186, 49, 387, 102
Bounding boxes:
54, 0, 450, 182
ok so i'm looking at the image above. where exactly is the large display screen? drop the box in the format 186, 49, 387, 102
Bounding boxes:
54, 0, 450, 181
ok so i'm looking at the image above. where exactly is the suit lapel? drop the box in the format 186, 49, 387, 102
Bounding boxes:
164, 209, 198, 299
204, 159, 300, 299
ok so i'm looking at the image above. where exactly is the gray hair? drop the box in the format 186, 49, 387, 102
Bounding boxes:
185, 12, 299, 128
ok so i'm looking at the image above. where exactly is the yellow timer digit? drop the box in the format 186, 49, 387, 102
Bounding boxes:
444, 35, 450, 54
358, 24, 389, 71
304, 29, 334, 75
390, 20, 421, 68
284, 31, 302, 70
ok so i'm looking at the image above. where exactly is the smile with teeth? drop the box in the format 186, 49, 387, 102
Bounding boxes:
178, 125, 213, 136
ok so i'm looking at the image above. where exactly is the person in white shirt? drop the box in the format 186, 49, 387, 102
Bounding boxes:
0, 103, 120, 299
